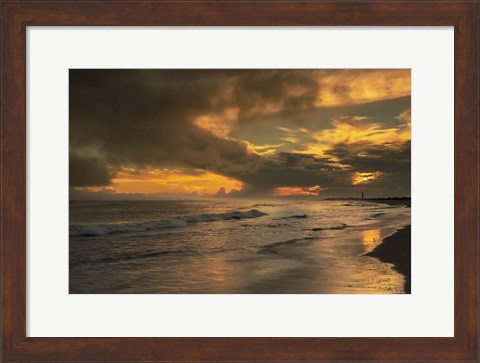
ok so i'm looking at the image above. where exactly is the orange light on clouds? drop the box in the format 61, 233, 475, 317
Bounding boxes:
193, 107, 239, 137
248, 143, 284, 156
315, 69, 411, 107
110, 168, 243, 195
352, 172, 384, 185
274, 185, 322, 197
295, 113, 411, 159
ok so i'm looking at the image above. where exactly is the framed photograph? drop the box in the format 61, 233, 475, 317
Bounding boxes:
68, 68, 412, 295
1, 1, 478, 362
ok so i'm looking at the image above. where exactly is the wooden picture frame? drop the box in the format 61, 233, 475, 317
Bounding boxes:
1, 1, 478, 361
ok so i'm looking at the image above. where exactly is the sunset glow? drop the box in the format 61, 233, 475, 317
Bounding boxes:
194, 107, 240, 138
352, 172, 384, 185
274, 185, 322, 197
315, 69, 411, 107
109, 168, 243, 195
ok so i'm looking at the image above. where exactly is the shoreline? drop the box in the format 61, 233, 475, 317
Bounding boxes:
366, 225, 411, 293
325, 197, 411, 208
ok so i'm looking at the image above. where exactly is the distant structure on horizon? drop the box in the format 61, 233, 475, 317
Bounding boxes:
361, 191, 364, 199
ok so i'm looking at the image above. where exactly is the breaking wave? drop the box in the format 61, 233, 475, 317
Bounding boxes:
70, 209, 267, 237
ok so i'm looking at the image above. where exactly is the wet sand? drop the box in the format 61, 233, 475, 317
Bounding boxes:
366, 225, 411, 293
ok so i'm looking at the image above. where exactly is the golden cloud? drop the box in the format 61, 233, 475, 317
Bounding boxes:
296, 115, 411, 158
193, 107, 240, 138
249, 143, 284, 156
315, 69, 411, 107
274, 185, 322, 197
352, 171, 384, 185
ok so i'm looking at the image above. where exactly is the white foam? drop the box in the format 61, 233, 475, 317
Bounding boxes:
69, 209, 267, 237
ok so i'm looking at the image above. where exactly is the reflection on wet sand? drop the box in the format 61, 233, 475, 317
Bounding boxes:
362, 229, 382, 253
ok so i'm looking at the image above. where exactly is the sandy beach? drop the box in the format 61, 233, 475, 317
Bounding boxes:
366, 225, 411, 293
361, 198, 411, 293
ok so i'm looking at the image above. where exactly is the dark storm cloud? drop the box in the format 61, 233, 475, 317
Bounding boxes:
325, 141, 411, 174
236, 152, 341, 195
232, 70, 319, 119
69, 155, 113, 187
71, 70, 253, 179
324, 141, 411, 196
70, 69, 319, 186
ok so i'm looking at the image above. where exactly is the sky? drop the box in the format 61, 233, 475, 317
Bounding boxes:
69, 69, 410, 200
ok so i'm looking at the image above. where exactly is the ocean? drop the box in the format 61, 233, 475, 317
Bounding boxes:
69, 199, 410, 294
